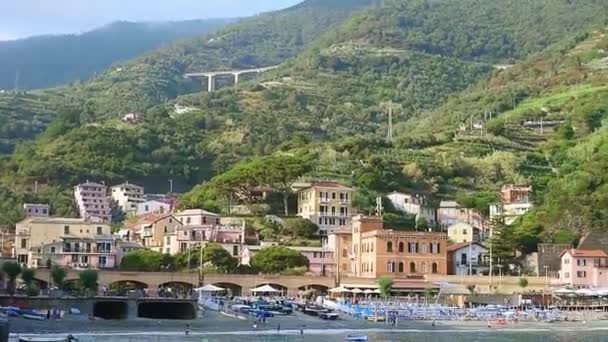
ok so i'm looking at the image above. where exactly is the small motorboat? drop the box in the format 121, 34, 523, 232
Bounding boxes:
18, 335, 77, 342
346, 335, 368, 341
319, 312, 339, 320
22, 314, 45, 321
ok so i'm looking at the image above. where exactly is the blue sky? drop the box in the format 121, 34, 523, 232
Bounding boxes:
1, 0, 302, 40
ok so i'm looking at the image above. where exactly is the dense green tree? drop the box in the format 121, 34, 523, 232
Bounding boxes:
2, 262, 21, 295
20, 268, 35, 287
120, 250, 174, 272
79, 270, 99, 296
176, 243, 238, 273
51, 267, 67, 289
283, 218, 318, 239
251, 246, 309, 274
377, 276, 393, 299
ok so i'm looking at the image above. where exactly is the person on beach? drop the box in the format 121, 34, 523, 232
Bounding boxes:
185, 323, 190, 336
277, 323, 281, 332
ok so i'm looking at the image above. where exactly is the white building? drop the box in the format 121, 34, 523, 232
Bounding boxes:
111, 182, 145, 216
136, 200, 172, 216
174, 209, 221, 226
437, 200, 484, 231
447, 242, 488, 275
447, 222, 480, 243
490, 202, 533, 225
74, 181, 111, 222
23, 203, 50, 217
386, 191, 436, 226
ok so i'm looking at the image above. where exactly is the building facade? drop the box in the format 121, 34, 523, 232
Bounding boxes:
351, 215, 448, 278
174, 209, 221, 226
127, 214, 183, 255
447, 222, 480, 243
23, 203, 50, 217
297, 182, 354, 235
74, 181, 111, 222
111, 182, 145, 216
136, 200, 172, 216
447, 242, 488, 275
489, 185, 533, 226
437, 200, 484, 231
15, 217, 115, 269
386, 192, 436, 226
559, 249, 608, 288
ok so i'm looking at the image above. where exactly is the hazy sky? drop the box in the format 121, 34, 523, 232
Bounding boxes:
1, 0, 302, 40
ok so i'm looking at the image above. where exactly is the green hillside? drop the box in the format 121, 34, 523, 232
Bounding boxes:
0, 19, 232, 90
1, 0, 608, 241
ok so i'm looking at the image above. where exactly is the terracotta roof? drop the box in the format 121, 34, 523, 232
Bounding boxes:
127, 213, 177, 228
298, 181, 352, 192
561, 249, 608, 258
447, 242, 486, 253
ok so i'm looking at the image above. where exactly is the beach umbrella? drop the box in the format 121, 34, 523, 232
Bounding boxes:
373, 289, 381, 294
553, 288, 575, 295
195, 284, 226, 292
351, 288, 363, 294
575, 288, 596, 297
329, 286, 347, 293
251, 284, 280, 293
363, 289, 374, 294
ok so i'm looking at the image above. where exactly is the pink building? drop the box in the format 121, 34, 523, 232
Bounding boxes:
41, 236, 117, 269
559, 249, 608, 288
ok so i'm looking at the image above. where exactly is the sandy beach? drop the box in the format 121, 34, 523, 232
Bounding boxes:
10, 310, 608, 336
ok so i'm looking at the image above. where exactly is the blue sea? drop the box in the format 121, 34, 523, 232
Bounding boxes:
12, 329, 608, 342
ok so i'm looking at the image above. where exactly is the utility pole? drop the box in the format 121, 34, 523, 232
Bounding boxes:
540, 116, 544, 135
169, 179, 173, 194
386, 101, 393, 143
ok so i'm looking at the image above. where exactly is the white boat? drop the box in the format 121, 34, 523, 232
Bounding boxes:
22, 314, 44, 321
346, 335, 368, 341
18, 336, 73, 342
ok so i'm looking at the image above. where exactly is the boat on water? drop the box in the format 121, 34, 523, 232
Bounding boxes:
346, 335, 368, 341
18, 335, 77, 342
303, 305, 328, 316
22, 314, 45, 321
319, 312, 339, 320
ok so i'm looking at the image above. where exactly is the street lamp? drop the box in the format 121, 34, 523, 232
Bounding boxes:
543, 265, 550, 307
497, 265, 503, 291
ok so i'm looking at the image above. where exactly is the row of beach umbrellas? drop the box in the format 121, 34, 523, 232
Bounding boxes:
553, 288, 608, 297
329, 285, 381, 294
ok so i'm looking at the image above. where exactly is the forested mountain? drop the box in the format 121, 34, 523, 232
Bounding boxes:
1, 0, 608, 255
0, 0, 374, 153
0, 19, 233, 90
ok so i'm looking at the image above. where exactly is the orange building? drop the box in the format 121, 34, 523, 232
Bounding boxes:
351, 215, 448, 278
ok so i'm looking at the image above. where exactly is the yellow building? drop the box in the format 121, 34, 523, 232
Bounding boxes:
15, 217, 112, 268
296, 181, 354, 235
447, 222, 480, 243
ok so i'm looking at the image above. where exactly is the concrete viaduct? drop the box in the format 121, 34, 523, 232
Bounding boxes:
33, 269, 335, 297
184, 65, 279, 92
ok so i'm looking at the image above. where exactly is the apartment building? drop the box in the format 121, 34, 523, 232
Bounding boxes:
447, 242, 488, 275
15, 217, 115, 269
351, 215, 448, 278
74, 181, 111, 222
447, 222, 480, 243
111, 182, 145, 216
296, 181, 354, 235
